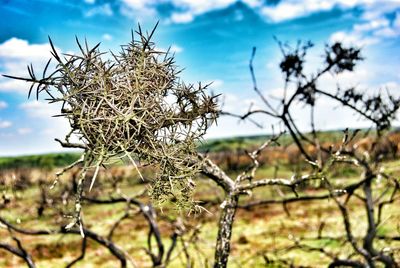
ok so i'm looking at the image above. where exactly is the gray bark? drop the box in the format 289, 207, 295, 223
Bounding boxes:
213, 194, 239, 268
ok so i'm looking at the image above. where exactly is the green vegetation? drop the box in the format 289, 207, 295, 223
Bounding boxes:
0, 152, 81, 170
198, 135, 272, 152
198, 129, 358, 152
0, 127, 387, 170
0, 130, 341, 170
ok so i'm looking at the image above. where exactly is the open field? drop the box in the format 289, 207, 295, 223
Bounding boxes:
1, 137, 399, 267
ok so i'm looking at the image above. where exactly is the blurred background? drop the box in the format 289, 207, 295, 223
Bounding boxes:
1, 0, 400, 156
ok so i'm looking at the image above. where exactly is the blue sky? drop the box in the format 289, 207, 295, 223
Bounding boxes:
0, 0, 400, 156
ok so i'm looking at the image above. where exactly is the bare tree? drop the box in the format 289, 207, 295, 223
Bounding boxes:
216, 40, 400, 267
2, 25, 399, 268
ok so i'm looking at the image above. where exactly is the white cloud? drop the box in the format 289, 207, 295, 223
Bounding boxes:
0, 38, 52, 59
19, 100, 69, 133
205, 115, 269, 138
168, 0, 263, 23
170, 12, 194, 23
372, 11, 400, 37
329, 6, 400, 47
261, 2, 309, 22
377, 81, 400, 98
0, 38, 73, 155
18, 100, 71, 146
41, 128, 57, 135
123, 0, 240, 23
170, 0, 236, 15
119, 0, 400, 27
120, 0, 399, 26
320, 68, 371, 89
208, 79, 224, 89
374, 27, 398, 38
395, 11, 400, 28
102, 33, 113, 41
361, 2, 400, 20
17, 128, 32, 135
122, 0, 149, 10
380, 81, 400, 89
0, 120, 12, 128
0, 79, 32, 95
259, 0, 395, 23
218, 92, 264, 115
0, 38, 59, 94
19, 100, 60, 118
268, 87, 295, 99
329, 30, 379, 46
119, 0, 157, 19
206, 91, 282, 138
157, 44, 183, 54
353, 18, 389, 32
85, 3, 113, 17
0, 101, 7, 110
242, 0, 263, 8
170, 44, 183, 53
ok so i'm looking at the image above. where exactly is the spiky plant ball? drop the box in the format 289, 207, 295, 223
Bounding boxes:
6, 25, 218, 226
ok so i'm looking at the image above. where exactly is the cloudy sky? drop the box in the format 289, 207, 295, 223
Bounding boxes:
0, 0, 399, 156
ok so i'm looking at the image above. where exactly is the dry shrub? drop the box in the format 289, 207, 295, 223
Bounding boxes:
7, 24, 218, 212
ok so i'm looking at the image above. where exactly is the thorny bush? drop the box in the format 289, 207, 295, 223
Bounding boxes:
4, 24, 219, 229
